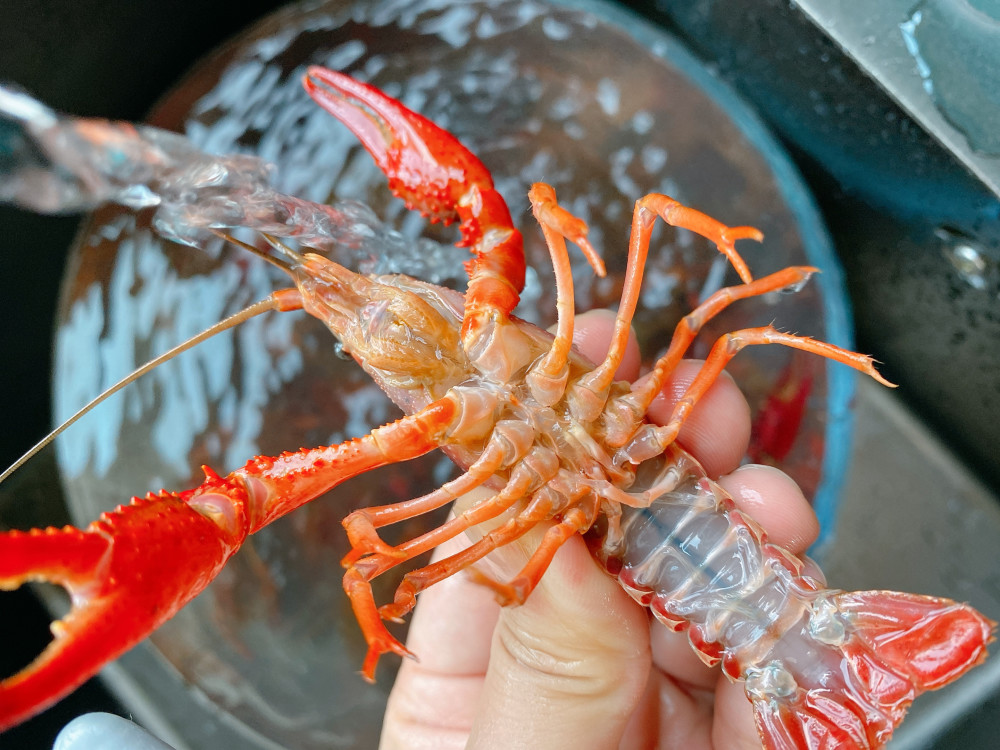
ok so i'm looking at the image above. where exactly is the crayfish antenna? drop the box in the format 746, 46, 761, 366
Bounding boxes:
207, 228, 303, 273
260, 233, 306, 266
0, 296, 281, 488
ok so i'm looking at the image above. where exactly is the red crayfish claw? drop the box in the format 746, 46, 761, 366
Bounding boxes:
0, 471, 251, 731
303, 65, 525, 334
304, 65, 496, 229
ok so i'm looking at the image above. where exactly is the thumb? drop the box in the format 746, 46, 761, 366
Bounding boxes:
464, 518, 651, 749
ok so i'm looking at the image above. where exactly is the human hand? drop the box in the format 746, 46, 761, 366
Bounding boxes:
379, 309, 822, 750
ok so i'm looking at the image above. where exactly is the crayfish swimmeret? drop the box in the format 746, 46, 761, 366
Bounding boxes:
0, 68, 993, 749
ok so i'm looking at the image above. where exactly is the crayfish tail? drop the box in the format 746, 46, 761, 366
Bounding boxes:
835, 590, 994, 691
748, 590, 994, 750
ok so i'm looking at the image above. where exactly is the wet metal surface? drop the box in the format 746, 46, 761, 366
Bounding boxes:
798, 0, 1000, 197
822, 379, 1000, 747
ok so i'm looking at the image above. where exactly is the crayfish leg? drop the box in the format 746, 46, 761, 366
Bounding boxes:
351, 492, 600, 679
526, 183, 604, 406
348, 474, 534, 590
377, 474, 583, 621
468, 496, 598, 607
343, 567, 414, 682
339, 483, 530, 680
350, 437, 561, 584
341, 487, 542, 681
653, 326, 894, 449
391, 480, 530, 569
572, 194, 764, 420
378, 512, 537, 623
516, 182, 645, 419
339, 436, 513, 564
615, 266, 820, 439
642, 194, 761, 285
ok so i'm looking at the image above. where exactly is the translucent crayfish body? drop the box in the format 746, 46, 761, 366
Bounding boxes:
0, 67, 992, 750
594, 448, 991, 747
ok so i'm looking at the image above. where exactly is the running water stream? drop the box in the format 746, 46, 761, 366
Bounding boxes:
0, 84, 459, 277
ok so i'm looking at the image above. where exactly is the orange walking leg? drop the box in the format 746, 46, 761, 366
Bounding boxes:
469, 496, 598, 606
377, 491, 560, 622
574, 194, 764, 419
653, 326, 894, 450
599, 267, 817, 447
631, 267, 819, 411
340, 467, 546, 678
527, 182, 606, 406
343, 480, 537, 679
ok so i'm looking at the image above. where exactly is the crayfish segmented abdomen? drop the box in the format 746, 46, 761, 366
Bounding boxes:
594, 446, 993, 747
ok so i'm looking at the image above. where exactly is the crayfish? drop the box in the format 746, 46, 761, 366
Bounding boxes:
0, 68, 993, 749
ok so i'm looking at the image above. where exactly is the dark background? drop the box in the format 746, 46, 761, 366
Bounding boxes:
2, 1, 998, 747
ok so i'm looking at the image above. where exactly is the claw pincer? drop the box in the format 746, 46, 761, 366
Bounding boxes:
304, 67, 525, 339
0, 472, 248, 729
0, 394, 451, 729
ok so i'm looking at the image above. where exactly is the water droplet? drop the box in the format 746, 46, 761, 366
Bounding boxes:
640, 145, 668, 174
780, 272, 814, 295
333, 340, 353, 361
943, 244, 989, 291
936, 226, 996, 293
630, 110, 654, 135
541, 16, 571, 40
